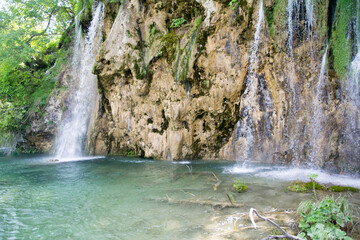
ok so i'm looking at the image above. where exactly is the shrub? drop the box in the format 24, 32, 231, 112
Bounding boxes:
297, 197, 353, 240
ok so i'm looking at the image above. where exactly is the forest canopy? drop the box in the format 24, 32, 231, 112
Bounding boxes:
0, 0, 78, 139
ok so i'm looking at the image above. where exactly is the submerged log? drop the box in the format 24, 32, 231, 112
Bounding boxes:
150, 197, 245, 210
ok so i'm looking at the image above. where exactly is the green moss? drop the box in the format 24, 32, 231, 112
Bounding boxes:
313, 1, 328, 41
170, 18, 187, 28
202, 80, 210, 89
268, 0, 287, 43
287, 181, 308, 192
287, 181, 325, 192
103, 0, 124, 3
304, 181, 326, 190
175, 16, 202, 83
160, 33, 179, 63
330, 0, 357, 79
329, 186, 359, 192
265, 6, 274, 29
288, 181, 359, 193
127, 150, 135, 156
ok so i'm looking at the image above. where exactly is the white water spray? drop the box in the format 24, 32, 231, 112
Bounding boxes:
235, 0, 266, 161
55, 2, 105, 159
343, 0, 360, 155
305, 0, 314, 57
309, 43, 329, 165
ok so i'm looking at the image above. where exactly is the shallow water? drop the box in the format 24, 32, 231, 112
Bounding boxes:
0, 156, 359, 239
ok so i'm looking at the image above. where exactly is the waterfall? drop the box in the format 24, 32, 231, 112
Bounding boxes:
286, 0, 316, 164
309, 43, 329, 165
186, 82, 191, 100
128, 85, 132, 132
235, 0, 265, 161
342, 0, 360, 163
55, 2, 105, 159
287, 0, 315, 87
287, 0, 299, 91
305, 0, 314, 57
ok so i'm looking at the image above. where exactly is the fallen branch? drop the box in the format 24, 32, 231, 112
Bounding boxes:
181, 189, 195, 196
249, 208, 302, 240
211, 172, 221, 191
152, 197, 245, 210
226, 193, 234, 205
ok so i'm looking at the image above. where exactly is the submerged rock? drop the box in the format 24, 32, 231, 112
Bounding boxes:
49, 159, 60, 162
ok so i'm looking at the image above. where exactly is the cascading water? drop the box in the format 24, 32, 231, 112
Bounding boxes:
305, 0, 314, 57
128, 85, 132, 132
287, 0, 300, 89
286, 0, 314, 164
234, 0, 268, 161
342, 0, 360, 164
287, 0, 314, 64
55, 2, 105, 159
309, 43, 329, 165
187, 82, 191, 100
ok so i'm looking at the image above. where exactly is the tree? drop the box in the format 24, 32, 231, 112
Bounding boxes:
0, 0, 77, 140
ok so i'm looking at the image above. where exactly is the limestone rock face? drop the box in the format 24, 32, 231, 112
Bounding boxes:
25, 0, 359, 174
87, 0, 360, 174
18, 68, 72, 152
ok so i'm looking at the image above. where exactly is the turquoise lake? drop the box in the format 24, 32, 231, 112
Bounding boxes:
1, 155, 359, 239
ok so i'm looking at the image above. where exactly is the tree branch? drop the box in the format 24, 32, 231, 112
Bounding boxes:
249, 208, 303, 240
26, 8, 57, 45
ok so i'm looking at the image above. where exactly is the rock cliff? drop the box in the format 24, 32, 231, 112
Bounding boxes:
25, 0, 360, 174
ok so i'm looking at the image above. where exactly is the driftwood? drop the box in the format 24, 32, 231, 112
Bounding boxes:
250, 208, 303, 240
211, 172, 221, 191
151, 196, 245, 210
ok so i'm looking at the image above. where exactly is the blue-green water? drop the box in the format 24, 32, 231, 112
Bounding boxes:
1, 156, 359, 239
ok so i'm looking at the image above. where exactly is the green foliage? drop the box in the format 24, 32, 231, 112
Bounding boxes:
297, 197, 353, 240
233, 179, 247, 192
0, 101, 25, 132
229, 0, 239, 9
307, 173, 320, 198
330, 0, 357, 79
0, 0, 77, 141
170, 18, 187, 28
76, 0, 94, 24
307, 173, 318, 182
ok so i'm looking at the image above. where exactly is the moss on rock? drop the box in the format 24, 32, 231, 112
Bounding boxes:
328, 185, 359, 192
330, 0, 357, 79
